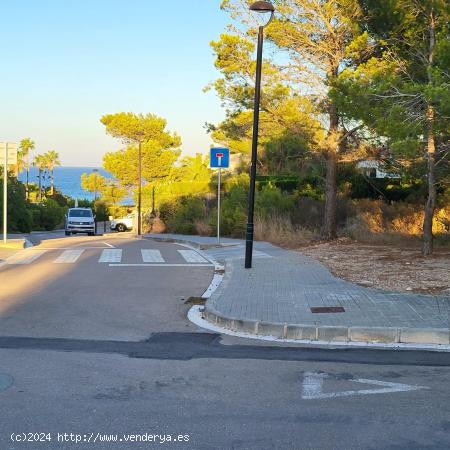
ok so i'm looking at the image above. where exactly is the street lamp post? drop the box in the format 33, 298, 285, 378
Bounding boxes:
244, 1, 275, 269
93, 168, 99, 235
137, 140, 142, 236
93, 168, 99, 201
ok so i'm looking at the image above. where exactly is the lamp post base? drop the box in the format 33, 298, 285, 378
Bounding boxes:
244, 223, 254, 269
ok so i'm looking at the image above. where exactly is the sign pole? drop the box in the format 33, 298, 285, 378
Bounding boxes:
210, 147, 229, 246
3, 143, 7, 244
217, 166, 221, 245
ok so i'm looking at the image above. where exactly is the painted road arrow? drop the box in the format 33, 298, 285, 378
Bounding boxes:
302, 372, 428, 400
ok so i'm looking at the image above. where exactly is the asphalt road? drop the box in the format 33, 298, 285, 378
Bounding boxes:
1, 232, 450, 450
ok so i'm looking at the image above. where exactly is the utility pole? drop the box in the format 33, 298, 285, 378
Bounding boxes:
1, 142, 18, 244
3, 143, 7, 244
244, 1, 275, 269
137, 141, 142, 235
152, 185, 155, 216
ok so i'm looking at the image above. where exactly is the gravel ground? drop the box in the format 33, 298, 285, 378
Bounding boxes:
298, 238, 450, 295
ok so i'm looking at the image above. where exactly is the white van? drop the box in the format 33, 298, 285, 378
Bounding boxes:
65, 208, 95, 236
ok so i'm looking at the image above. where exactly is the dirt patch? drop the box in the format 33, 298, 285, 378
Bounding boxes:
297, 238, 450, 295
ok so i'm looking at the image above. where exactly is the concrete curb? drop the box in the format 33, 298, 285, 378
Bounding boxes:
203, 308, 450, 346
145, 235, 208, 250
0, 238, 30, 250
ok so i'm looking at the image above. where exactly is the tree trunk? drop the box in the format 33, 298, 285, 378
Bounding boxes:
422, 6, 436, 256
322, 105, 339, 240
38, 169, 42, 202
422, 104, 436, 256
50, 170, 54, 196
26, 156, 29, 201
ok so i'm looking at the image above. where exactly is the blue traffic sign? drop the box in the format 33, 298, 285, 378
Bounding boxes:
210, 148, 230, 168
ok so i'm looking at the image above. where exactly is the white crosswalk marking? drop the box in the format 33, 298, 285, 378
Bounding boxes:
99, 249, 122, 263
6, 250, 47, 265
178, 250, 208, 263
206, 245, 271, 261
141, 249, 165, 263
53, 249, 84, 264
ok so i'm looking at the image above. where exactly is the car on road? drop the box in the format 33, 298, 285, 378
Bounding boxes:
65, 208, 96, 236
110, 214, 134, 232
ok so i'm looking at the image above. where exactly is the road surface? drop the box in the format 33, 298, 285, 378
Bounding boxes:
1, 232, 450, 449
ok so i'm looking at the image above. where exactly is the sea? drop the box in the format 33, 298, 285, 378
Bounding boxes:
18, 166, 113, 201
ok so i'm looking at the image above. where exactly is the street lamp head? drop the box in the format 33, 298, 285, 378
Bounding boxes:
249, 1, 275, 27
250, 1, 274, 13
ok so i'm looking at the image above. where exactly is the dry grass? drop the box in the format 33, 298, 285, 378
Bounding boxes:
254, 214, 316, 246
194, 220, 212, 236
345, 200, 450, 244
144, 216, 166, 234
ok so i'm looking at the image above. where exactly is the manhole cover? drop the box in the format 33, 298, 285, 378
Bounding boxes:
0, 373, 14, 391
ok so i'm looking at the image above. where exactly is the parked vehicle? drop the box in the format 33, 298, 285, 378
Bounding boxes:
65, 208, 95, 236
110, 214, 134, 232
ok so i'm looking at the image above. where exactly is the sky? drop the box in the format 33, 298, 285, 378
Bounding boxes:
0, 0, 229, 166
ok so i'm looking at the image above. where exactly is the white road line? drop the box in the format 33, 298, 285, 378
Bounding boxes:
99, 249, 122, 263
34, 247, 112, 250
109, 263, 213, 267
103, 242, 115, 248
178, 250, 208, 263
141, 249, 165, 263
301, 372, 428, 400
53, 249, 84, 264
6, 250, 48, 265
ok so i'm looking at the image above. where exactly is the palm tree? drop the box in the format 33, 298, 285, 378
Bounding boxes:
33, 154, 47, 202
19, 138, 35, 199
43, 150, 61, 196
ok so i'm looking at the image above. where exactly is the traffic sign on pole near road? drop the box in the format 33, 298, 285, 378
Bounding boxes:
0, 142, 18, 166
1, 142, 18, 244
210, 147, 230, 169
210, 148, 230, 245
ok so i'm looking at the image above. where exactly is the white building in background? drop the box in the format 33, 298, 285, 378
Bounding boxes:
356, 160, 400, 179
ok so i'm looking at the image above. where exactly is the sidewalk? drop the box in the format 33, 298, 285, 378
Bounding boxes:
0, 234, 31, 263
146, 233, 450, 346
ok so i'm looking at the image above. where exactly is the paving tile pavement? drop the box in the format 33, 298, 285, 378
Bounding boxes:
204, 243, 450, 329
146, 234, 450, 330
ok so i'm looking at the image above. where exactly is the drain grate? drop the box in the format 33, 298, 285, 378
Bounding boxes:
310, 306, 345, 313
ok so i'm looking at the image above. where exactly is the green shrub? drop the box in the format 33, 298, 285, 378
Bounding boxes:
255, 185, 293, 217
47, 190, 70, 207
29, 207, 43, 231
94, 200, 109, 221
209, 202, 247, 237
68, 198, 94, 208
0, 177, 32, 233
290, 196, 324, 230
159, 196, 207, 234
30, 199, 66, 231
207, 178, 249, 237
